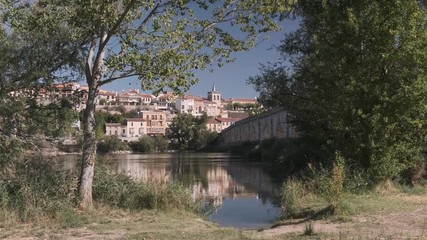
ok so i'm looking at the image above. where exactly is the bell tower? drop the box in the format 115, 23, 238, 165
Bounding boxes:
207, 84, 221, 105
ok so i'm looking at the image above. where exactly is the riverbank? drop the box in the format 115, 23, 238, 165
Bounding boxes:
261, 189, 427, 239
2, 194, 427, 240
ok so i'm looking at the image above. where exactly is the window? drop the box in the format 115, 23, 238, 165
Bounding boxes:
122, 129, 126, 134
141, 122, 143, 126
160, 115, 163, 120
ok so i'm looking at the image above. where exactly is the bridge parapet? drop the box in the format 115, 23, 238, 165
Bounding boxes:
220, 108, 297, 144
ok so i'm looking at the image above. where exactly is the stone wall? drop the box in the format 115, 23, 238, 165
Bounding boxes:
221, 108, 297, 144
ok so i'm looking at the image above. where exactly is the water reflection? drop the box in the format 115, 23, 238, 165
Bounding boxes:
110, 153, 279, 205
63, 153, 281, 228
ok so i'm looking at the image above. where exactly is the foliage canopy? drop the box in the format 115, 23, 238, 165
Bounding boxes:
249, 0, 427, 183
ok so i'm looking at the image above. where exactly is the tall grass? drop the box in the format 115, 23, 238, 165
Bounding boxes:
280, 152, 347, 218
0, 156, 77, 222
93, 162, 196, 211
281, 178, 307, 218
0, 155, 198, 227
0, 155, 87, 228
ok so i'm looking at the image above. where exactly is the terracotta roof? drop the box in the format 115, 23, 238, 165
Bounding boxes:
52, 83, 77, 89
203, 100, 216, 104
181, 95, 203, 100
125, 118, 146, 122
140, 93, 154, 98
158, 94, 170, 98
99, 90, 116, 96
128, 89, 139, 94
207, 118, 220, 124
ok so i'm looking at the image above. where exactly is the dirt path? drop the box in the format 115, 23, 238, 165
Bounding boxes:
258, 207, 427, 239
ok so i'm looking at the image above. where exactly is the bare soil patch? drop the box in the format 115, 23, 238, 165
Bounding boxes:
258, 194, 427, 239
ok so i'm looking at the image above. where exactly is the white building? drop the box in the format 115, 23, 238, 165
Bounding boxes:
105, 111, 167, 141
105, 118, 146, 141
176, 98, 195, 114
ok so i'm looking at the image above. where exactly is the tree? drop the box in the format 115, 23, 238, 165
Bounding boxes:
129, 136, 155, 153
27, 98, 79, 137
248, 64, 292, 109
153, 135, 168, 153
6, 0, 293, 208
168, 113, 209, 150
168, 113, 197, 150
93, 111, 125, 139
249, 0, 427, 184
0, 10, 83, 165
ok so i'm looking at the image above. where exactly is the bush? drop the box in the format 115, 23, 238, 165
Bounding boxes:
0, 155, 198, 228
129, 136, 155, 153
281, 178, 307, 218
97, 135, 129, 153
280, 152, 347, 218
153, 135, 168, 153
0, 156, 77, 222
93, 161, 195, 211
129, 135, 169, 153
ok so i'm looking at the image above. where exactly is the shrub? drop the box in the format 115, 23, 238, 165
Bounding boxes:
97, 135, 129, 153
281, 178, 307, 218
93, 161, 195, 211
0, 156, 77, 222
153, 135, 168, 153
326, 152, 345, 211
129, 136, 155, 153
280, 152, 348, 218
304, 221, 315, 235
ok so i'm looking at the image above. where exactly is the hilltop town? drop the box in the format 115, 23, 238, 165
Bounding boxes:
11, 82, 260, 142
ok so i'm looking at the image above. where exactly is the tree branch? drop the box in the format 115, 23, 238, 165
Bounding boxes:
92, 0, 137, 82
99, 72, 139, 86
85, 36, 97, 83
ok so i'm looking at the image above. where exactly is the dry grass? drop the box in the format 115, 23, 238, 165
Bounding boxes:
2, 192, 427, 240
0, 206, 254, 240
262, 187, 427, 239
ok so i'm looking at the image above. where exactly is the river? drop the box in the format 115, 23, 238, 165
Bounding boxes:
62, 152, 282, 229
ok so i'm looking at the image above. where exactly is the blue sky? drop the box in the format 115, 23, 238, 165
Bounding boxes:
102, 19, 299, 99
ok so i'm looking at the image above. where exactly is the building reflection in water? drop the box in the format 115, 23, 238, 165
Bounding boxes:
109, 153, 280, 209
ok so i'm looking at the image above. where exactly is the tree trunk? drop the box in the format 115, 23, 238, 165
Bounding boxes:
78, 83, 99, 209
78, 27, 107, 209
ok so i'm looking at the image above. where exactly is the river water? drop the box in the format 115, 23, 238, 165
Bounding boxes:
63, 152, 282, 229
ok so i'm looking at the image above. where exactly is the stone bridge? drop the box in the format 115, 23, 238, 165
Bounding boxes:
220, 108, 297, 144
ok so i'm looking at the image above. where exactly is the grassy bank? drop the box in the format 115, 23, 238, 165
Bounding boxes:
0, 156, 196, 225
0, 155, 245, 239
2, 190, 427, 239
223, 139, 427, 239
0, 207, 247, 240
2, 153, 427, 239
